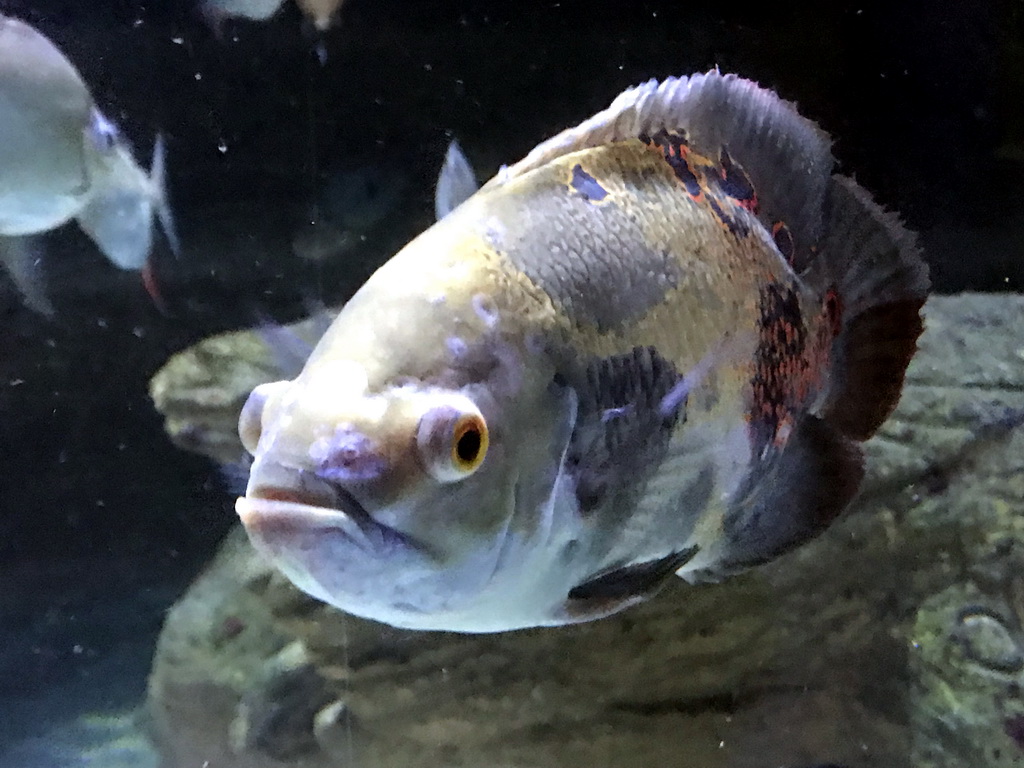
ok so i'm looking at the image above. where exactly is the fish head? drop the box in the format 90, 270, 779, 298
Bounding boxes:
78, 125, 177, 271
237, 219, 590, 631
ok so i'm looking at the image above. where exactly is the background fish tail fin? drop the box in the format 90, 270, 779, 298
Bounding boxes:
815, 174, 930, 441
151, 134, 180, 258
689, 416, 863, 582
0, 235, 54, 316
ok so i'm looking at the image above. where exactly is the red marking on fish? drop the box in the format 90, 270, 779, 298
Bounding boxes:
142, 259, 170, 316
748, 282, 839, 454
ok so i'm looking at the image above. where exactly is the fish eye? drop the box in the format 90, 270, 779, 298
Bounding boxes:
451, 413, 488, 472
238, 388, 266, 455
238, 381, 286, 456
87, 109, 120, 153
99, 125, 116, 150
417, 399, 489, 483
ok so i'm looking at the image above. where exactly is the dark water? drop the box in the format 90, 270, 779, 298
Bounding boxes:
0, 0, 1020, 764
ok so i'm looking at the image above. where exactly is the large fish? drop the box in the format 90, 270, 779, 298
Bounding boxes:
235, 71, 929, 632
0, 14, 176, 314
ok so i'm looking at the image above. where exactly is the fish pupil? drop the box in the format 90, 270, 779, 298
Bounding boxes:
456, 428, 482, 464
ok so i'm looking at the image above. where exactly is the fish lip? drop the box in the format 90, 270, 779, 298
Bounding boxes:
236, 487, 420, 555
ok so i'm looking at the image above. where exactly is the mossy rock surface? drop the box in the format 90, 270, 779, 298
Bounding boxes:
147, 293, 1024, 768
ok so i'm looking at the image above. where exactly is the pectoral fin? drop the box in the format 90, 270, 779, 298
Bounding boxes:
561, 546, 699, 622
434, 139, 479, 220
0, 235, 53, 316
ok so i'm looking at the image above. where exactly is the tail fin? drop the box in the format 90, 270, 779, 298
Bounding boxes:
815, 175, 930, 441
151, 134, 180, 259
692, 177, 928, 578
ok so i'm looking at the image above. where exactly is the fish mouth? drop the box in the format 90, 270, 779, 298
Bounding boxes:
236, 483, 417, 555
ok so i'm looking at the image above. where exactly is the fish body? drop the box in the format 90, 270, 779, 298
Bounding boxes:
237, 72, 928, 632
0, 17, 92, 235
0, 15, 175, 313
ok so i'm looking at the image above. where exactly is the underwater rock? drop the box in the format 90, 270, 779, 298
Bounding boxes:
147, 293, 1024, 768
149, 313, 333, 465
911, 539, 1024, 768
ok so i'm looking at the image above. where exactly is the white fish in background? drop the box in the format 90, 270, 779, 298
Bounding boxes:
434, 139, 479, 221
0, 14, 176, 314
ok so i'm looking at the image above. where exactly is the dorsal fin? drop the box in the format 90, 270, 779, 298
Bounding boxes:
493, 70, 835, 270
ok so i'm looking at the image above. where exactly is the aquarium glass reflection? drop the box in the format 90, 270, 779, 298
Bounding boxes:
0, 1, 1022, 767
